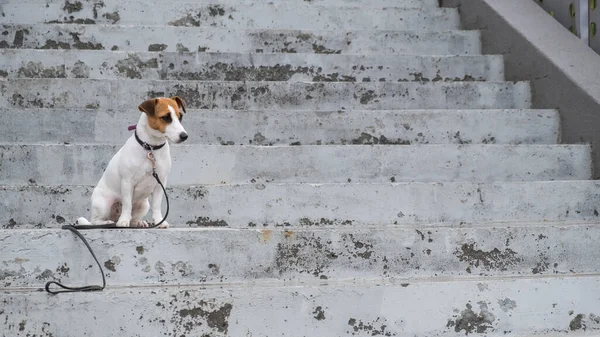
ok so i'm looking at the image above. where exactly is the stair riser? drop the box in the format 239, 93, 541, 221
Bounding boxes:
0, 50, 505, 81
0, 25, 482, 54
1, 80, 531, 110
0, 144, 590, 185
0, 4, 459, 30
2, 277, 599, 336
2, 225, 599, 288
2, 182, 600, 228
0, 109, 560, 145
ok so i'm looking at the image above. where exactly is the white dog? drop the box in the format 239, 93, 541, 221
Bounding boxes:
77, 96, 187, 228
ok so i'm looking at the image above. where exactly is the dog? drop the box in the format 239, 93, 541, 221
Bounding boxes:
77, 96, 187, 228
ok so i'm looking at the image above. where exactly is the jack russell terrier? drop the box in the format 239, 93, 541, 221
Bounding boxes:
77, 96, 187, 229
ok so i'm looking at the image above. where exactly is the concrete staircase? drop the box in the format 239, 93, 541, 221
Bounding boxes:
1, 0, 600, 336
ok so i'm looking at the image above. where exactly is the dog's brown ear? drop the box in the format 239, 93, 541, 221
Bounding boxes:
171, 96, 186, 113
138, 98, 159, 116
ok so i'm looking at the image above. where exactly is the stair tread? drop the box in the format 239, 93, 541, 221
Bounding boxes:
1, 4, 459, 30
0, 24, 482, 54
3, 181, 600, 229
1, 79, 531, 110
3, 222, 600, 289
3, 274, 600, 336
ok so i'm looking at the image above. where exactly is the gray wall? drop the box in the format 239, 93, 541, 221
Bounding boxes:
442, 0, 600, 178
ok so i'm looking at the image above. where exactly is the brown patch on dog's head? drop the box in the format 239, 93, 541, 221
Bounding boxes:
138, 96, 186, 133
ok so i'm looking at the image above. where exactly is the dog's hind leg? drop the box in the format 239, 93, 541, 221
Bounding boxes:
130, 199, 150, 228
89, 193, 118, 226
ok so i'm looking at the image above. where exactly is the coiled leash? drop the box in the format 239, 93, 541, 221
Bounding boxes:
45, 129, 169, 294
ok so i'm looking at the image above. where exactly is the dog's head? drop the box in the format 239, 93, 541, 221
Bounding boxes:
138, 96, 188, 143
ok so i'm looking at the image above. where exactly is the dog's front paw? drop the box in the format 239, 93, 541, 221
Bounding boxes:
116, 218, 131, 227
157, 221, 169, 229
130, 219, 148, 228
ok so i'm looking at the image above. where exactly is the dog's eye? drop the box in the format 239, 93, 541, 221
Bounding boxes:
179, 114, 183, 122
161, 115, 172, 123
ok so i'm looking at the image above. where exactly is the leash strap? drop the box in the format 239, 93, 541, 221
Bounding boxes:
45, 170, 169, 295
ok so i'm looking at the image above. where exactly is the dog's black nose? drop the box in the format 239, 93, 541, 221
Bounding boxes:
179, 132, 188, 142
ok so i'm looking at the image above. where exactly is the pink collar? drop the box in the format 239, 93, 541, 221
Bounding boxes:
128, 124, 137, 131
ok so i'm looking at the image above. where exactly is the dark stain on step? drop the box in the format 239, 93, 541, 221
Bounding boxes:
312, 43, 341, 54
169, 63, 357, 82
446, 302, 496, 334
13, 29, 29, 48
3, 219, 17, 229
104, 257, 119, 272
313, 306, 326, 320
56, 263, 70, 276
169, 13, 202, 27
69, 32, 103, 50
102, 11, 121, 24
63, 1, 83, 13
148, 44, 168, 52
17, 62, 66, 78
41, 39, 71, 50
358, 90, 377, 104
350, 132, 410, 145
208, 5, 226, 17
35, 269, 55, 280
174, 298, 233, 334
47, 17, 96, 24
569, 312, 600, 331
186, 217, 228, 227
455, 243, 521, 272
348, 317, 396, 336
116, 55, 159, 79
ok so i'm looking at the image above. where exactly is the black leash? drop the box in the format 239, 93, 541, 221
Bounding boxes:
45, 140, 169, 294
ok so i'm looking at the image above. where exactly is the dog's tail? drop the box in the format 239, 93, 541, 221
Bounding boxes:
76, 217, 92, 226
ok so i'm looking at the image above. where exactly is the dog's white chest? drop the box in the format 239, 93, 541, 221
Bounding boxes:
132, 157, 169, 199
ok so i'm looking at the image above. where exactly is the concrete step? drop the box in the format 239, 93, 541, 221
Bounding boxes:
1, 79, 531, 110
0, 223, 600, 289
0, 3, 459, 30
2, 0, 439, 8
0, 144, 590, 185
0, 108, 560, 146
1, 224, 599, 288
0, 49, 504, 81
2, 276, 600, 336
2, 181, 600, 228
0, 24, 482, 54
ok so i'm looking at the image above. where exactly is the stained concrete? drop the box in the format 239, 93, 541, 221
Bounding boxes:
2, 181, 600, 228
0, 79, 531, 110
0, 24, 482, 54
0, 144, 590, 185
0, 0, 598, 333
0, 108, 560, 145
1, 3, 460, 30
0, 49, 505, 81
1, 224, 600, 288
3, 277, 600, 336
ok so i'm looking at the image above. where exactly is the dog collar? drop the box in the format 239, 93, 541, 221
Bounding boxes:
134, 130, 166, 151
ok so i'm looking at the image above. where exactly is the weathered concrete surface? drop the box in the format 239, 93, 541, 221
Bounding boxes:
0, 3, 460, 30
3, 0, 439, 8
3, 276, 600, 336
441, 0, 600, 178
2, 181, 600, 228
0, 144, 590, 185
0, 49, 505, 81
0, 79, 531, 110
2, 224, 600, 288
0, 108, 560, 145
0, 24, 482, 54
